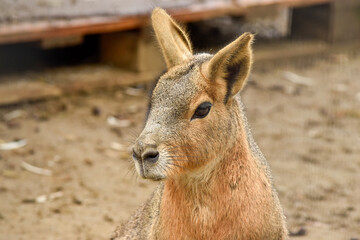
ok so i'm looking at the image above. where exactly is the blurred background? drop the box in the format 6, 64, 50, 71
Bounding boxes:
0, 0, 359, 239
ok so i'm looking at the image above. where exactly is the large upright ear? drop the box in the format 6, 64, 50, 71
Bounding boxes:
202, 33, 253, 103
151, 8, 193, 68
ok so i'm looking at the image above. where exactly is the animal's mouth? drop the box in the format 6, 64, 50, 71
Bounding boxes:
138, 162, 146, 178
150, 177, 164, 181
136, 161, 165, 181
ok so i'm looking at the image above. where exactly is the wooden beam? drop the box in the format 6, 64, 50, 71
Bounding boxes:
0, 81, 61, 106
291, 3, 331, 41
237, 0, 333, 8
330, 0, 360, 42
0, 66, 159, 106
0, 16, 149, 45
290, 0, 360, 42
2, 38, 359, 106
100, 28, 165, 72
0, 0, 333, 45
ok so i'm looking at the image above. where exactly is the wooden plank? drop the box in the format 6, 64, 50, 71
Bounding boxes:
0, 16, 149, 45
0, 81, 62, 106
1, 38, 359, 106
55, 70, 158, 94
0, 0, 333, 45
100, 29, 165, 72
237, 0, 333, 7
254, 40, 329, 62
291, 3, 331, 41
100, 31, 140, 71
290, 0, 360, 42
254, 39, 360, 63
330, 0, 360, 42
0, 66, 159, 106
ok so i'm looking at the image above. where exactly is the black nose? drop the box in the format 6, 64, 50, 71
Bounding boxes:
132, 147, 159, 164
142, 149, 159, 163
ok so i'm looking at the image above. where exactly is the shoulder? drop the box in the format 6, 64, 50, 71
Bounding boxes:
110, 183, 164, 240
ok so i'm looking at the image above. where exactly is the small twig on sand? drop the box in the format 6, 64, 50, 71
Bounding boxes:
3, 110, 26, 121
110, 142, 126, 151
21, 161, 53, 176
107, 116, 131, 128
282, 71, 314, 86
36, 191, 63, 203
23, 191, 63, 204
0, 139, 27, 150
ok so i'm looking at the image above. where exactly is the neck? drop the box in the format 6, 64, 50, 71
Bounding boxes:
158, 123, 279, 239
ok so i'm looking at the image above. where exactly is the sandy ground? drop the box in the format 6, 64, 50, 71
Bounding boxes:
0, 49, 360, 240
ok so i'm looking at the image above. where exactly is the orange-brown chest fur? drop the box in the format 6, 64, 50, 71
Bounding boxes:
157, 135, 283, 240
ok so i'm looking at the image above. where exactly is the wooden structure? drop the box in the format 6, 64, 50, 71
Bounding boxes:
291, 0, 360, 42
0, 0, 334, 45
0, 0, 360, 106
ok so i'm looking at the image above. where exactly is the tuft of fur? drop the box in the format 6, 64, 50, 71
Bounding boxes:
111, 7, 288, 240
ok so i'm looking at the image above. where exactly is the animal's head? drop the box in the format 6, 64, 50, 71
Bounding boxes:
132, 8, 253, 181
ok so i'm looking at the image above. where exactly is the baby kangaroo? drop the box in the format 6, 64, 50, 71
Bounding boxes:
111, 7, 287, 240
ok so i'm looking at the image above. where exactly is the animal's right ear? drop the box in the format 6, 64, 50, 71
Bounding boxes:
151, 8, 193, 69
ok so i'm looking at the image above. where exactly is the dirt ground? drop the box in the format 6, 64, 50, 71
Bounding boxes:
0, 47, 360, 240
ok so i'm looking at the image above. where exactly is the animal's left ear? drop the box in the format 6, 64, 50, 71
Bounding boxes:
202, 32, 253, 103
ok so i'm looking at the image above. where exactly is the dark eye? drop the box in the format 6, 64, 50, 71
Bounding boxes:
191, 102, 212, 120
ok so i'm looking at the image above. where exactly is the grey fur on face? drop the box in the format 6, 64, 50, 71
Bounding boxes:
134, 54, 213, 180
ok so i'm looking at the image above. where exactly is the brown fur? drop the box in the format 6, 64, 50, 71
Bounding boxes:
111, 7, 287, 240
158, 116, 284, 240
